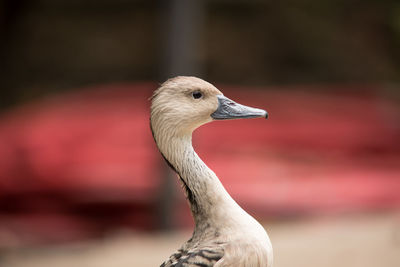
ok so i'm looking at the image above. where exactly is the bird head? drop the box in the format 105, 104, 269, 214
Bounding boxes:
150, 76, 268, 138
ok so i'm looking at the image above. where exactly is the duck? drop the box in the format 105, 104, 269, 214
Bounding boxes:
150, 76, 273, 267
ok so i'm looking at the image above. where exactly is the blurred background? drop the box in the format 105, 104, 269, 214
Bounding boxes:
0, 0, 400, 266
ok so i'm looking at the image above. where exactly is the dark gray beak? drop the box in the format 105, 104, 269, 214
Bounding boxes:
211, 95, 268, 120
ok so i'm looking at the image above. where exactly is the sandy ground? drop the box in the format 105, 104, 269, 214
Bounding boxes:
1, 213, 399, 267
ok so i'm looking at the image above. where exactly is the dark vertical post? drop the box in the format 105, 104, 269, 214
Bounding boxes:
157, 0, 205, 230
160, 0, 205, 79
0, 0, 27, 110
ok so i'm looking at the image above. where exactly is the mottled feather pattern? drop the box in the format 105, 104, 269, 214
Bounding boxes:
160, 246, 224, 267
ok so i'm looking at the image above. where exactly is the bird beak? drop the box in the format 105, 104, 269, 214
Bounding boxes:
211, 95, 268, 120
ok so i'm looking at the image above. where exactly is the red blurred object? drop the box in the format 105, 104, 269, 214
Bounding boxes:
0, 83, 399, 245
196, 87, 400, 216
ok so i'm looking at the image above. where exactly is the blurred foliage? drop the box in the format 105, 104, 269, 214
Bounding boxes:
207, 0, 400, 83
0, 0, 399, 110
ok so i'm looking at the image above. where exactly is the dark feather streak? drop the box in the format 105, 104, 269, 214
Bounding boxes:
150, 120, 199, 214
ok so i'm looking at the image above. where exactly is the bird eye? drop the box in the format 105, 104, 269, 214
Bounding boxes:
192, 91, 203, 99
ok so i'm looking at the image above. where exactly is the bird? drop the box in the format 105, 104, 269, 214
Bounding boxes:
150, 76, 273, 267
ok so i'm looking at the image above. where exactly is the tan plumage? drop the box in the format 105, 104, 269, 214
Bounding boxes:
151, 76, 273, 267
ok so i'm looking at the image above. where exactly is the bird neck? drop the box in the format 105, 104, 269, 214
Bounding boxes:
156, 133, 245, 230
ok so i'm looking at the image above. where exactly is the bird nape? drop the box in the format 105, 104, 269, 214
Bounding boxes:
150, 76, 272, 267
